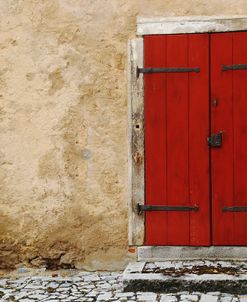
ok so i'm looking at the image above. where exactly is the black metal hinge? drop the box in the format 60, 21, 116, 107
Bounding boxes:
137, 66, 200, 77
207, 132, 223, 148
222, 64, 247, 71
223, 206, 247, 212
137, 204, 199, 215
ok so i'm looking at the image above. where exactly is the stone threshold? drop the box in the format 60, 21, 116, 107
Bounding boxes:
123, 260, 247, 294
138, 246, 247, 261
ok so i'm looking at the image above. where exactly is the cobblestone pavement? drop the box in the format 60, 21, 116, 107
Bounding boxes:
0, 271, 246, 302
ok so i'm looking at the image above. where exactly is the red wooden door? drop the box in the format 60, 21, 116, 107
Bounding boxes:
144, 34, 210, 245
211, 32, 247, 245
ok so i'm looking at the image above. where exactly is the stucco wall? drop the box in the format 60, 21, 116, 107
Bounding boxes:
1, 0, 247, 270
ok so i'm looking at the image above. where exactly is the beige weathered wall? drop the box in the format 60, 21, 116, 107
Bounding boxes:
1, 0, 247, 270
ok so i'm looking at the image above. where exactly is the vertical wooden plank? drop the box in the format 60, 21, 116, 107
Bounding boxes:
166, 35, 190, 245
232, 32, 247, 245
145, 35, 167, 245
211, 33, 234, 245
189, 34, 210, 246
128, 38, 144, 246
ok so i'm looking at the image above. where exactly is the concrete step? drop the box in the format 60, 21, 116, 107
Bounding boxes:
123, 260, 247, 294
138, 246, 247, 261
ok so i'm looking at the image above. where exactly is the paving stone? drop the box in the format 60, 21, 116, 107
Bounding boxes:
160, 295, 178, 302
0, 288, 13, 294
10, 291, 28, 299
97, 282, 112, 289
208, 292, 222, 296
220, 296, 235, 302
59, 282, 72, 288
136, 292, 158, 301
180, 294, 199, 301
97, 292, 113, 300
0, 280, 7, 286
86, 290, 100, 297
115, 292, 136, 298
82, 275, 101, 282
199, 294, 219, 302
83, 284, 96, 289
28, 293, 48, 299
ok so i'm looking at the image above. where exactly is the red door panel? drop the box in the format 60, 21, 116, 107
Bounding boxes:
144, 34, 210, 246
211, 32, 247, 245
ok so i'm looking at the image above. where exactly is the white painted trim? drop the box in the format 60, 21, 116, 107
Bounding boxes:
137, 15, 247, 35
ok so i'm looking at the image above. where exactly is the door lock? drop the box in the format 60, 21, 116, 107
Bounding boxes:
207, 131, 223, 148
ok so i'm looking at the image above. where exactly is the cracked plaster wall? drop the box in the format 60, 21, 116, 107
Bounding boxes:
0, 0, 247, 270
